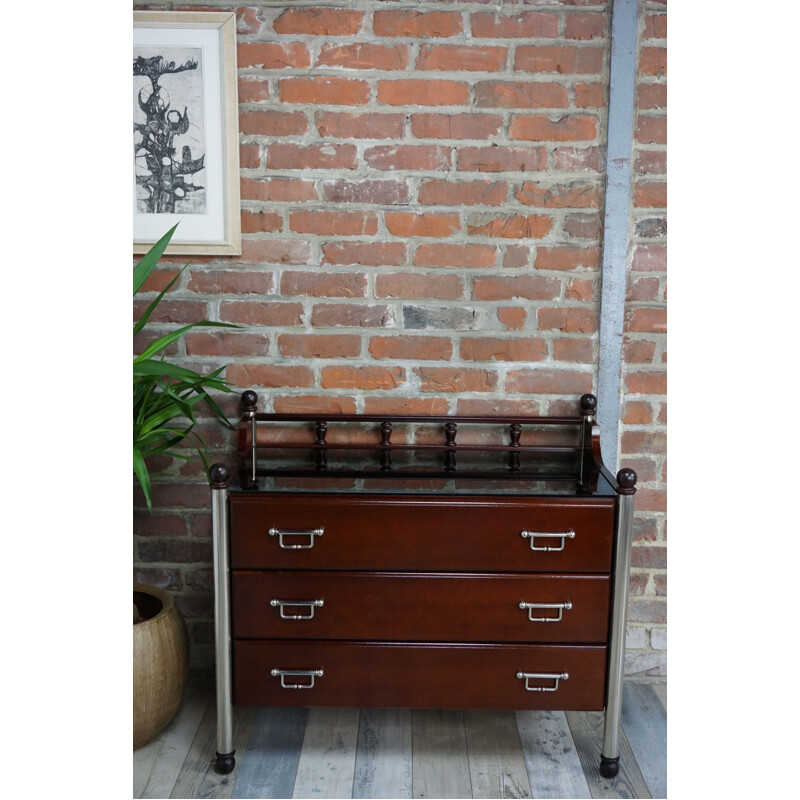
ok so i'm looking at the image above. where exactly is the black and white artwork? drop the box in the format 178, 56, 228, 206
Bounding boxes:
133, 46, 207, 215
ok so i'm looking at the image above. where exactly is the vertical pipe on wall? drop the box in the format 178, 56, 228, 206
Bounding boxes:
597, 0, 640, 473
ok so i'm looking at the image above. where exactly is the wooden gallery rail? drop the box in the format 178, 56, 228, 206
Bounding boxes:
209, 391, 637, 779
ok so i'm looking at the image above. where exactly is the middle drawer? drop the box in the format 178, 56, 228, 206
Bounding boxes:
231, 571, 611, 644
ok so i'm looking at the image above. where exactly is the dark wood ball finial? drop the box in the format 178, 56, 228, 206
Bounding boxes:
241, 390, 258, 414
209, 463, 230, 489
579, 393, 597, 417
616, 467, 637, 495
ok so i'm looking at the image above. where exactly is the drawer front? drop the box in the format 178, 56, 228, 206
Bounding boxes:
233, 640, 606, 710
230, 494, 615, 572
232, 571, 610, 644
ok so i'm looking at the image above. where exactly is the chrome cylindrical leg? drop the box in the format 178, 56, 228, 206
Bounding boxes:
601, 491, 635, 777
211, 465, 235, 774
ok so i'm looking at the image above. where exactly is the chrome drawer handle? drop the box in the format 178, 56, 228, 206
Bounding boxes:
519, 601, 572, 623
516, 671, 569, 692
520, 529, 575, 552
270, 598, 324, 620
268, 526, 324, 549
270, 668, 323, 689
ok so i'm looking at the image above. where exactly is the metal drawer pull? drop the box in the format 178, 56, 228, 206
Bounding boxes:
520, 529, 575, 552
270, 598, 324, 620
516, 671, 569, 693
268, 526, 324, 549
519, 601, 572, 623
270, 668, 323, 689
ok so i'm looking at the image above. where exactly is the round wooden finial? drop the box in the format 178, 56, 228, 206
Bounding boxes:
617, 467, 637, 495
579, 394, 597, 416
209, 463, 230, 489
241, 390, 258, 413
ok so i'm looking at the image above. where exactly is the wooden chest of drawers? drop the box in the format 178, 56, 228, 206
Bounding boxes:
208, 392, 637, 779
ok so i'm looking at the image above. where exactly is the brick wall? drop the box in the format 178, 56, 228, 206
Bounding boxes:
134, 0, 666, 675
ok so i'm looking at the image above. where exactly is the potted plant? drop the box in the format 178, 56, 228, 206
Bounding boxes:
133, 224, 237, 749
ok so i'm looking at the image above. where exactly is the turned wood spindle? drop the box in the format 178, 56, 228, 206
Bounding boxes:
444, 422, 457, 472
509, 423, 522, 473
380, 421, 392, 471
315, 420, 328, 471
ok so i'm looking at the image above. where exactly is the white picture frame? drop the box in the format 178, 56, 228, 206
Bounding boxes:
133, 11, 241, 255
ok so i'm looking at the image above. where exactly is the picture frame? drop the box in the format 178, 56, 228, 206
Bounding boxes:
133, 11, 241, 256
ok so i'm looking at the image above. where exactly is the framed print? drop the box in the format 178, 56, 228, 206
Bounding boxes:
133, 11, 241, 255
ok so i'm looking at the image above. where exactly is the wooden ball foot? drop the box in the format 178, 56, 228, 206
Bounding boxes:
599, 755, 620, 778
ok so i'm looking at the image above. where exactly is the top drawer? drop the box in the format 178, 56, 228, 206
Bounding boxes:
229, 494, 615, 573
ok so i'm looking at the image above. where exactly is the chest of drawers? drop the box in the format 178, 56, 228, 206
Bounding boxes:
208, 391, 637, 779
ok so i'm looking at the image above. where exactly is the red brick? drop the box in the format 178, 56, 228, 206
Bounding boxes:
535, 245, 599, 270
640, 47, 667, 76
265, 143, 357, 170
414, 243, 497, 268
515, 46, 604, 74
321, 365, 406, 390
470, 12, 559, 39
654, 574, 667, 596
498, 307, 526, 330
631, 545, 667, 569
503, 247, 527, 269
317, 112, 404, 140
187, 269, 273, 295
644, 14, 667, 39
385, 212, 460, 238
375, 273, 463, 300
636, 116, 667, 145
137, 266, 180, 294
458, 146, 546, 173
278, 333, 360, 359
322, 242, 407, 267
574, 83, 606, 108
240, 210, 282, 234
636, 150, 667, 175
637, 83, 667, 111
273, 7, 363, 36
552, 146, 605, 171
373, 10, 463, 38
419, 180, 507, 207
474, 81, 568, 109
133, 512, 188, 537
632, 245, 667, 272
622, 431, 666, 455
311, 304, 391, 328
417, 45, 507, 72
625, 307, 667, 333
241, 177, 317, 203
627, 276, 660, 302
553, 338, 594, 363
537, 307, 598, 333
416, 368, 498, 393
563, 214, 602, 239
236, 7, 262, 36
635, 181, 667, 208
411, 113, 501, 140
566, 278, 596, 302
510, 114, 598, 142
467, 213, 553, 239
184, 331, 268, 357
218, 301, 304, 326
226, 363, 314, 389
516, 182, 600, 209
506, 368, 593, 395
624, 338, 657, 363
289, 210, 378, 236
364, 397, 449, 415
565, 13, 607, 40
279, 77, 370, 106
461, 337, 547, 362
237, 42, 310, 69
236, 239, 311, 265
317, 43, 410, 70
273, 395, 358, 415
626, 371, 667, 395
133, 298, 206, 326
377, 80, 469, 106
240, 143, 260, 170
237, 76, 270, 104
280, 271, 367, 298
457, 398, 544, 416
365, 145, 450, 171
369, 336, 452, 361
239, 110, 306, 136
472, 276, 560, 301
628, 598, 666, 623
322, 180, 409, 205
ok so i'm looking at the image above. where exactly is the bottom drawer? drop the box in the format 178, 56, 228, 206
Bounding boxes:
233, 640, 607, 710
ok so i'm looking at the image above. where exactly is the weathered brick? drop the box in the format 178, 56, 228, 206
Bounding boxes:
403, 306, 479, 330
416, 368, 498, 393
470, 12, 559, 39
241, 210, 282, 234
280, 77, 370, 106
369, 335, 452, 361
377, 80, 469, 106
515, 46, 604, 75
635, 181, 667, 208
458, 146, 547, 173
239, 110, 307, 136
289, 210, 378, 236
537, 307, 598, 333
385, 212, 460, 238
321, 365, 406, 391
373, 10, 463, 38
322, 241, 407, 267
552, 146, 605, 172
535, 246, 599, 270
316, 43, 410, 70
506, 369, 593, 395
311, 303, 392, 328
473, 275, 560, 301
376, 273, 463, 300
365, 145, 450, 171
322, 180, 410, 205
563, 214, 602, 240
640, 47, 667, 76
411, 113, 502, 140
504, 247, 529, 269
280, 271, 367, 298
636, 116, 667, 145
474, 81, 569, 109
316, 112, 405, 140
187, 269, 274, 295
566, 278, 596, 302
278, 333, 361, 359
265, 143, 357, 170
510, 114, 598, 142
461, 337, 547, 363
622, 431, 667, 455
565, 13, 607, 40
364, 397, 449, 415
632, 245, 667, 272
240, 143, 261, 170
627, 275, 661, 302
419, 179, 507, 207
644, 14, 667, 39
467, 213, 553, 239
623, 338, 657, 363
622, 401, 654, 425
626, 370, 667, 395
134, 300, 208, 325
625, 307, 667, 333
237, 239, 312, 265
237, 76, 270, 104
237, 42, 310, 69
553, 337, 594, 363
273, 395, 358, 414
417, 45, 507, 72
184, 331, 269, 357
273, 7, 363, 36
637, 83, 667, 111
241, 177, 317, 202
574, 82, 606, 108
457, 398, 544, 417
635, 217, 667, 238
498, 307, 526, 331
226, 363, 314, 389
635, 150, 667, 175
218, 301, 304, 326
516, 182, 600, 209
414, 243, 497, 268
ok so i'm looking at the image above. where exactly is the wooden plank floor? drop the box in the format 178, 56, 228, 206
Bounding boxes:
134, 679, 666, 799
